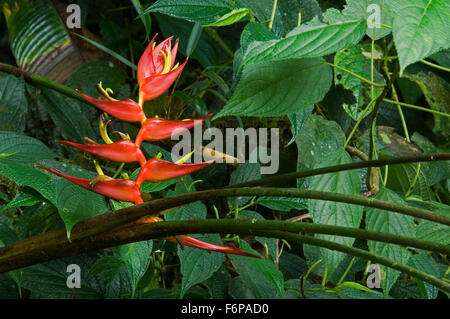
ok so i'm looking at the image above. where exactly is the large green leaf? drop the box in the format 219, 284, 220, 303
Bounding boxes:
286, 105, 313, 146
365, 188, 415, 297
408, 251, 441, 299
308, 150, 363, 278
146, 0, 238, 25
3, 0, 82, 81
113, 240, 153, 297
277, 0, 322, 35
242, 14, 366, 65
20, 254, 107, 298
416, 208, 450, 244
0, 73, 27, 132
229, 240, 284, 299
0, 131, 56, 164
386, 0, 450, 74
38, 88, 95, 142
214, 58, 332, 118
342, 0, 392, 40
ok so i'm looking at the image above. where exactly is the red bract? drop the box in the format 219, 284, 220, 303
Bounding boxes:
135, 157, 215, 187
37, 166, 144, 205
58, 140, 146, 167
137, 34, 187, 104
177, 236, 261, 258
135, 114, 213, 146
77, 90, 146, 123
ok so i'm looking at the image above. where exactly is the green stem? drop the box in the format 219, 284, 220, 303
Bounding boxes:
0, 63, 89, 105
227, 153, 450, 189
420, 59, 450, 73
383, 98, 450, 118
326, 63, 386, 87
2, 220, 449, 292
1, 187, 450, 272
269, 0, 278, 30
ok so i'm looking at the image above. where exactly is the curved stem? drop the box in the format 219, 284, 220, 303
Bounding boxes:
383, 98, 450, 118
1, 220, 449, 292
0, 62, 89, 105
227, 153, 450, 188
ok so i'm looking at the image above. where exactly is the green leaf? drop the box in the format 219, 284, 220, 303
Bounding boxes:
308, 150, 363, 278
203, 8, 252, 27
20, 254, 107, 298
416, 208, 450, 244
295, 115, 346, 182
408, 251, 441, 299
241, 22, 278, 56
338, 281, 378, 294
178, 233, 225, 298
255, 196, 307, 212
387, 0, 450, 74
228, 276, 256, 298
242, 14, 366, 65
0, 73, 27, 132
278, 252, 309, 280
277, 0, 322, 34
365, 188, 415, 297
0, 213, 18, 246
214, 58, 332, 118
89, 256, 126, 283
131, 0, 152, 41
0, 188, 43, 212
229, 162, 261, 207
146, 0, 238, 25
38, 88, 96, 142
186, 22, 203, 56
342, 0, 392, 40
286, 105, 313, 146
229, 240, 284, 299
204, 267, 231, 299
334, 44, 386, 120
0, 131, 56, 164
4, 0, 75, 76
73, 34, 137, 71
238, 0, 285, 36
113, 240, 153, 296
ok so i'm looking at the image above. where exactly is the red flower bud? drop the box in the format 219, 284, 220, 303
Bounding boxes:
137, 35, 187, 103
137, 217, 261, 258
57, 140, 146, 167
175, 236, 262, 258
135, 158, 215, 187
135, 114, 213, 146
37, 166, 144, 204
77, 90, 146, 123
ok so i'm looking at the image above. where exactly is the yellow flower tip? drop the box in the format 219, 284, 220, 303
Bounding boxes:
84, 137, 98, 145
93, 160, 105, 176
160, 48, 172, 74
175, 150, 195, 164
155, 152, 163, 159
99, 113, 114, 144
171, 62, 180, 71
89, 175, 113, 188
96, 82, 117, 101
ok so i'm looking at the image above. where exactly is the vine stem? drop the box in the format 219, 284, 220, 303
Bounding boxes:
0, 62, 89, 104
227, 153, 450, 189
383, 98, 450, 118
1, 186, 450, 271
269, 0, 278, 30
366, 63, 399, 192
1, 220, 449, 292
326, 62, 386, 87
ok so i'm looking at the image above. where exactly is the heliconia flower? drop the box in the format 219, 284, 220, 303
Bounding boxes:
135, 157, 216, 187
137, 34, 188, 105
77, 90, 146, 123
135, 114, 213, 146
57, 140, 147, 167
37, 166, 144, 205
137, 216, 261, 258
